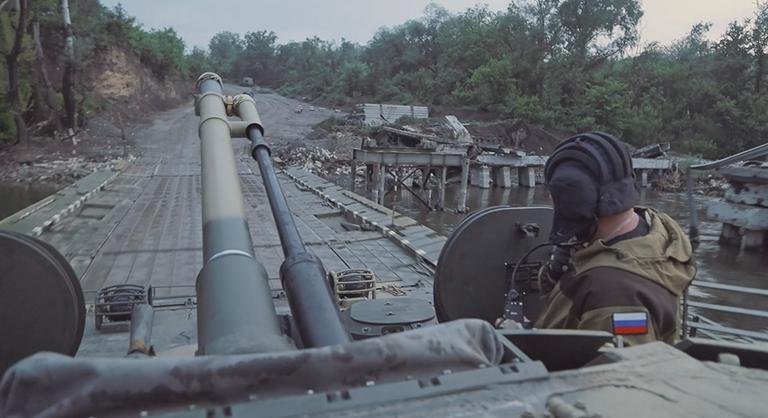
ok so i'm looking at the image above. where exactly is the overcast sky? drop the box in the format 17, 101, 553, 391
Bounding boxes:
100, 0, 761, 50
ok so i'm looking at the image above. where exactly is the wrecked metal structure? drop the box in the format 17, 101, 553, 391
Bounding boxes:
689, 143, 768, 249
694, 143, 768, 251
713, 162, 768, 250
352, 115, 481, 212
357, 103, 429, 127
351, 115, 559, 212
352, 115, 674, 212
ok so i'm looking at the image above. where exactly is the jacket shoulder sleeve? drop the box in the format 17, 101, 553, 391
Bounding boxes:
577, 305, 658, 346
561, 266, 679, 344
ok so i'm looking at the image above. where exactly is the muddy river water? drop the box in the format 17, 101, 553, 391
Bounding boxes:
0, 183, 59, 220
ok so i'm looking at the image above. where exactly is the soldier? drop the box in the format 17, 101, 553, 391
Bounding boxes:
534, 132, 696, 345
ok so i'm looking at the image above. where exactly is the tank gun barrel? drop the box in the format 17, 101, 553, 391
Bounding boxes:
195, 73, 349, 349
194, 73, 294, 355
235, 92, 350, 348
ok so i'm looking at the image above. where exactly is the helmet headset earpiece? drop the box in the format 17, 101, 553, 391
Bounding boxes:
545, 132, 640, 245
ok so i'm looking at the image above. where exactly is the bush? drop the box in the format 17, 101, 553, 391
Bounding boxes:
504, 94, 543, 121
132, 28, 186, 80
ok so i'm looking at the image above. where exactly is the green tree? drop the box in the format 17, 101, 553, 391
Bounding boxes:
133, 28, 186, 79
208, 31, 243, 80
186, 46, 210, 80
1, 0, 30, 143
752, 2, 768, 93
334, 61, 371, 98
557, 0, 643, 63
240, 30, 277, 83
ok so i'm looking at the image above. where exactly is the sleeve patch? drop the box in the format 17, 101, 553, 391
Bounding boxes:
612, 312, 648, 335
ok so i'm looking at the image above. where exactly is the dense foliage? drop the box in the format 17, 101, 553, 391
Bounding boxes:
3, 1, 767, 158
0, 0, 187, 142
197, 1, 768, 158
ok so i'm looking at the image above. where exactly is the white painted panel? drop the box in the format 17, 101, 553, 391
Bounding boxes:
360, 103, 429, 126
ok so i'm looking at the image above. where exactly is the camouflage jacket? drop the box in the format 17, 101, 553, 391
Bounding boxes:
534, 208, 696, 345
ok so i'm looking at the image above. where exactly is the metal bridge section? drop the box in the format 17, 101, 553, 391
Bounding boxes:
707, 164, 768, 251
292, 167, 768, 343
352, 147, 674, 213
692, 142, 768, 251
685, 280, 768, 343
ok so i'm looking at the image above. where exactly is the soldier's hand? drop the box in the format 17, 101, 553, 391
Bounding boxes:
547, 245, 572, 281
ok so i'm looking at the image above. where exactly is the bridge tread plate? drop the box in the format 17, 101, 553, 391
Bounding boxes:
363, 213, 396, 225
18, 116, 442, 355
399, 226, 439, 240
344, 203, 373, 215
331, 239, 425, 284
416, 239, 447, 254
408, 237, 444, 251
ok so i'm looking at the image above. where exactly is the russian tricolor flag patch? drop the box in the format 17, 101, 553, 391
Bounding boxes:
612, 312, 648, 335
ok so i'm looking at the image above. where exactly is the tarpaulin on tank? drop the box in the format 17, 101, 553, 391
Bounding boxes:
0, 318, 503, 418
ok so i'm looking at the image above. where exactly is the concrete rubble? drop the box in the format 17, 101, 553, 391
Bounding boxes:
656, 169, 728, 196
708, 161, 768, 251
294, 111, 684, 214
275, 146, 351, 177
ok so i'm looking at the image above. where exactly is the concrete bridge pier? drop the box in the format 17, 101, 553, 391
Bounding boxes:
437, 166, 447, 210
371, 163, 380, 204
719, 223, 767, 250
457, 158, 470, 213
493, 167, 512, 188
471, 165, 491, 188
367, 163, 374, 198
376, 164, 386, 204
743, 229, 767, 250
719, 223, 743, 247
518, 167, 536, 188
350, 160, 357, 192
638, 169, 650, 188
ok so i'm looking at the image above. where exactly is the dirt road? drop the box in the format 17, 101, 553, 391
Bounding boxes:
222, 84, 337, 146
0, 85, 335, 191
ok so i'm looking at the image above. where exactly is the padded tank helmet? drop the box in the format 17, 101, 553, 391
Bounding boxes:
544, 132, 640, 243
